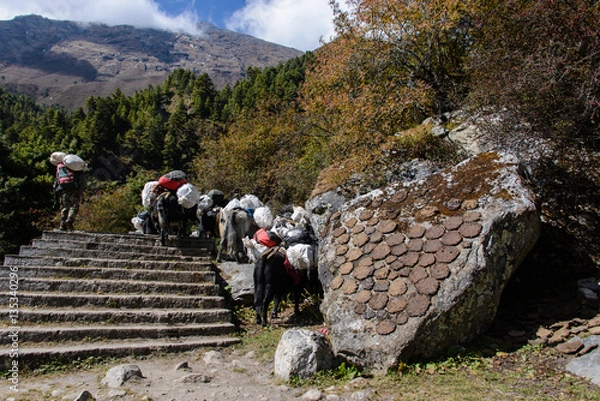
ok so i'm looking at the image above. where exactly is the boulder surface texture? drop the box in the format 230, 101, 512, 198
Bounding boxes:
274, 329, 335, 380
313, 152, 540, 371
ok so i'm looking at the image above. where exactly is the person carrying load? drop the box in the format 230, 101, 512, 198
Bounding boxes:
50, 152, 87, 231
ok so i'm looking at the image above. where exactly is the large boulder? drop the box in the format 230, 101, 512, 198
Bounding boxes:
216, 262, 255, 306
311, 152, 540, 372
274, 329, 336, 380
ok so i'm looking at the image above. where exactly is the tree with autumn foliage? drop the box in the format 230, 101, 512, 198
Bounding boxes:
301, 0, 476, 162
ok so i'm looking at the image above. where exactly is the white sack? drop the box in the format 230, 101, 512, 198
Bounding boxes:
197, 194, 214, 213
63, 154, 86, 171
50, 151, 67, 166
177, 183, 200, 209
239, 194, 263, 209
242, 237, 268, 263
142, 181, 159, 209
291, 206, 309, 227
131, 216, 144, 233
286, 243, 315, 271
253, 206, 274, 229
224, 198, 241, 210
271, 216, 296, 240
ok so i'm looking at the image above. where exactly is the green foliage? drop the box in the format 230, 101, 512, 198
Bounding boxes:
77, 170, 156, 233
2, 0, 597, 256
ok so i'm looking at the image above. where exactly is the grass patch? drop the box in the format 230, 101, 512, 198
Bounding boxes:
227, 310, 600, 401
234, 325, 287, 363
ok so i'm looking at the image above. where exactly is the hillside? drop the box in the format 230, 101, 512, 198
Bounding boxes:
0, 15, 303, 110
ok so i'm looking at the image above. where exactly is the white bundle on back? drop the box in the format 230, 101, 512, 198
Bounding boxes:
286, 243, 315, 271
242, 237, 268, 263
253, 206, 274, 229
142, 181, 159, 209
49, 151, 67, 166
63, 154, 86, 171
224, 198, 241, 210
240, 194, 263, 209
197, 194, 214, 212
292, 205, 309, 227
177, 183, 200, 209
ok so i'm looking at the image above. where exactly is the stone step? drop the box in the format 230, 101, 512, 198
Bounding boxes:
0, 307, 233, 325
42, 230, 214, 250
0, 230, 238, 369
31, 238, 208, 258
17, 245, 208, 261
3, 255, 212, 270
0, 323, 236, 344
0, 336, 240, 370
0, 277, 220, 296
2, 265, 216, 283
0, 292, 226, 309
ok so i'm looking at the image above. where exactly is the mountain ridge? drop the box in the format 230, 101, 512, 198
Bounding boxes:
0, 15, 304, 110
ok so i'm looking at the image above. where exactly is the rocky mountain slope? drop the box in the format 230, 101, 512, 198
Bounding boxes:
0, 15, 303, 110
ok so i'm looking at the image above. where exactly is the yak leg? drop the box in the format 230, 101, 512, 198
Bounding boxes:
271, 293, 281, 319
253, 265, 264, 326
156, 198, 169, 246
216, 236, 226, 262
293, 286, 301, 315
262, 283, 275, 326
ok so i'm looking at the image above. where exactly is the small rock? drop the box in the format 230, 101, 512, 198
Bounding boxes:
588, 316, 600, 327
203, 350, 224, 364
175, 361, 190, 370
445, 198, 462, 211
556, 339, 584, 354
576, 343, 599, 357
302, 389, 323, 401
102, 364, 144, 388
548, 328, 571, 345
536, 327, 553, 339
180, 374, 212, 383
350, 389, 376, 401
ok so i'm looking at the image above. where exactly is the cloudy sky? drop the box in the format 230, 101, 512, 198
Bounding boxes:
0, 0, 339, 51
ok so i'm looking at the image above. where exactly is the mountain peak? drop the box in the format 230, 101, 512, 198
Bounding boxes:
0, 15, 303, 110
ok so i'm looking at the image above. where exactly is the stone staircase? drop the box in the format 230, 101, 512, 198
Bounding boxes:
0, 230, 239, 369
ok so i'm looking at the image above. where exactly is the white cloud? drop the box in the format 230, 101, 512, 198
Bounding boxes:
225, 0, 337, 51
0, 0, 201, 35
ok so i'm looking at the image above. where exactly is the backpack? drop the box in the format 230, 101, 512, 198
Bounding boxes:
158, 170, 187, 191
57, 163, 75, 186
56, 162, 83, 191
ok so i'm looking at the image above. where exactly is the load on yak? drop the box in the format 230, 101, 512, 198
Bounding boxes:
132, 171, 200, 245
131, 182, 322, 324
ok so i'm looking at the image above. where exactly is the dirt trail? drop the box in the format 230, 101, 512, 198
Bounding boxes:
3, 346, 305, 401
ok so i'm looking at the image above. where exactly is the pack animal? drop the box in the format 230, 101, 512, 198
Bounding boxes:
216, 207, 255, 262
253, 247, 323, 327
253, 247, 303, 326
155, 191, 198, 246
198, 207, 221, 238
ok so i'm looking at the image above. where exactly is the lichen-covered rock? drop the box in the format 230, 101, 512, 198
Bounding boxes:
310, 152, 540, 372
